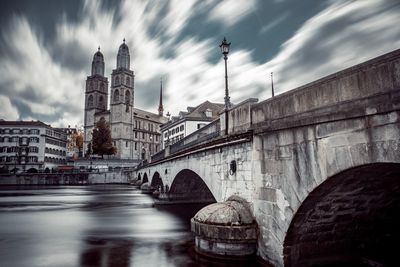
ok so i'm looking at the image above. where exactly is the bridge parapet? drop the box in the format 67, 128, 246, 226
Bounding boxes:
224, 98, 258, 135
252, 48, 400, 128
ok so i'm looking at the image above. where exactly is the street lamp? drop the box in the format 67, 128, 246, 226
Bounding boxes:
220, 37, 231, 135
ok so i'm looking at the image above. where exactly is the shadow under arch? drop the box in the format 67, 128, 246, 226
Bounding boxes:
168, 169, 216, 203
283, 163, 400, 267
142, 173, 148, 184
151, 172, 163, 189
138, 173, 141, 180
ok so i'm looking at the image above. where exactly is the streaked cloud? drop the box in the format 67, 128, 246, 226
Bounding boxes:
0, 0, 398, 128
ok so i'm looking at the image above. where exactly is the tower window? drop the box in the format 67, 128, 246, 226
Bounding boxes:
125, 90, 131, 112
115, 76, 120, 85
114, 89, 119, 102
88, 95, 94, 107
126, 141, 128, 147
99, 96, 104, 108
100, 83, 104, 92
126, 77, 130, 86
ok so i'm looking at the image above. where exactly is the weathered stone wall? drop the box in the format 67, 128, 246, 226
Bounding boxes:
251, 110, 400, 266
227, 98, 258, 134
137, 140, 255, 202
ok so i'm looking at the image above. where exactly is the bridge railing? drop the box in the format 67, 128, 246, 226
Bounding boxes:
149, 119, 221, 163
170, 119, 221, 155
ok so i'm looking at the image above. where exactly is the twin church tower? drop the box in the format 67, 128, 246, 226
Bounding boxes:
84, 40, 166, 160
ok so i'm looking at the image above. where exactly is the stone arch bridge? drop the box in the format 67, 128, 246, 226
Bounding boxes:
136, 49, 400, 266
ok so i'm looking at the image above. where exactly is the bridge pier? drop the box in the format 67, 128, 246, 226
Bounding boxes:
191, 196, 258, 258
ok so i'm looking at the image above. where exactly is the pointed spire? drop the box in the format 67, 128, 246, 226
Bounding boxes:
158, 77, 164, 116
271, 72, 275, 98
123, 38, 125, 43
98, 46, 100, 51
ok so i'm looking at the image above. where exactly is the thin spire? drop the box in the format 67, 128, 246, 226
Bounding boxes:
158, 77, 164, 116
123, 38, 125, 43
271, 72, 275, 98
98, 46, 100, 51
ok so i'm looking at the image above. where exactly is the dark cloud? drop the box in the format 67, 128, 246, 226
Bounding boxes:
50, 39, 89, 71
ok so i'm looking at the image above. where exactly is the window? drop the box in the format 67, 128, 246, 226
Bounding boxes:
156, 135, 158, 142
126, 77, 130, 86
135, 132, 138, 138
205, 109, 212, 117
100, 82, 104, 92
164, 133, 167, 138
180, 125, 184, 131
134, 142, 137, 150
114, 89, 119, 102
125, 90, 131, 112
99, 96, 104, 107
115, 76, 120, 85
126, 141, 129, 147
176, 127, 179, 133
88, 95, 94, 107
172, 129, 175, 135
142, 132, 145, 139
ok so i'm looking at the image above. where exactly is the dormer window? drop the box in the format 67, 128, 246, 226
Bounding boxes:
205, 109, 212, 117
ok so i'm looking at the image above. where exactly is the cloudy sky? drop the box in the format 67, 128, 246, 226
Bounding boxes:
0, 0, 399, 128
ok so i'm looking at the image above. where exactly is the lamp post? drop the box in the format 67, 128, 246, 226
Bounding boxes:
220, 37, 231, 135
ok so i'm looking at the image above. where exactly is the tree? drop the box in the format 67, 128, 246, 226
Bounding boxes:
67, 130, 84, 158
75, 131, 84, 157
92, 118, 116, 158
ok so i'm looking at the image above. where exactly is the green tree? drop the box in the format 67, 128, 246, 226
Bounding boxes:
92, 118, 116, 158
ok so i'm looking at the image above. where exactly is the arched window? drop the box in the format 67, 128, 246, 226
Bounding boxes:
99, 96, 104, 108
115, 76, 120, 85
114, 89, 119, 103
100, 82, 104, 92
88, 95, 94, 107
126, 77, 130, 86
125, 90, 131, 112
89, 81, 93, 91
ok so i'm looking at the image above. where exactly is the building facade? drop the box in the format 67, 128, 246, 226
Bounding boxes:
161, 101, 224, 149
0, 120, 67, 173
84, 40, 166, 161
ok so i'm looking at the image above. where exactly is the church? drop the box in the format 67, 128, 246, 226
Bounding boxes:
83, 39, 167, 161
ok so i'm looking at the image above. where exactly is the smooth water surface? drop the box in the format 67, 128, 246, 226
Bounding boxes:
0, 185, 261, 267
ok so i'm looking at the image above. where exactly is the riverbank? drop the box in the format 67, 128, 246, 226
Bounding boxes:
0, 171, 133, 185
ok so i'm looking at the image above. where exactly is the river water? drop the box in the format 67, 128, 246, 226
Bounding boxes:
0, 185, 262, 267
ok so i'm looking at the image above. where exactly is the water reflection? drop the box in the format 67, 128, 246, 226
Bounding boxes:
0, 185, 262, 267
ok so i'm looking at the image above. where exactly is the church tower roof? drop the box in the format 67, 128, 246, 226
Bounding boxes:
117, 38, 130, 70
91, 46, 105, 76
158, 78, 164, 116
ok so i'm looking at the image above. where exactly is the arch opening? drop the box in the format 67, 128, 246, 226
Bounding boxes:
150, 172, 163, 190
142, 173, 148, 184
169, 169, 216, 203
284, 163, 400, 267
138, 173, 141, 180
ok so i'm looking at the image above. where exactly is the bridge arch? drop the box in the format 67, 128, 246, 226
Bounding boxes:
151, 171, 163, 189
283, 163, 400, 267
169, 169, 216, 202
142, 173, 148, 184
